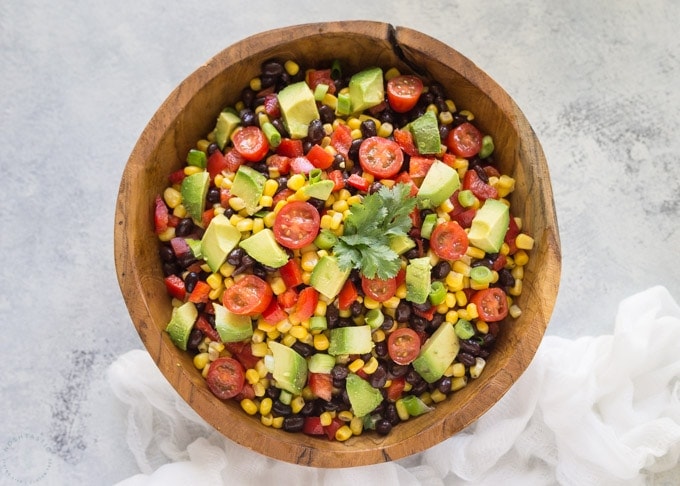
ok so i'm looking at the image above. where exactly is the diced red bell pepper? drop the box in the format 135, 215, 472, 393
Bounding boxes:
267, 154, 291, 175
224, 148, 245, 173
194, 314, 221, 342
289, 287, 319, 323
346, 173, 370, 192
413, 305, 436, 321
263, 93, 280, 118
201, 209, 215, 228
277, 138, 304, 158
277, 287, 299, 310
337, 280, 358, 311
207, 150, 228, 181
328, 169, 345, 191
493, 253, 508, 271
303, 416, 326, 436
188, 280, 211, 304
306, 144, 335, 169
463, 168, 498, 201
324, 417, 344, 441
290, 156, 316, 175
306, 68, 336, 94
330, 123, 352, 159
386, 376, 406, 401
408, 156, 435, 179
280, 259, 304, 288
164, 274, 186, 301
451, 208, 477, 228
154, 195, 169, 234
261, 299, 287, 324
168, 168, 186, 185
308, 372, 333, 402
393, 128, 418, 156
225, 341, 260, 370
504, 215, 520, 254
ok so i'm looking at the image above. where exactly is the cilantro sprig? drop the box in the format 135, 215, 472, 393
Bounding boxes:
325, 183, 417, 280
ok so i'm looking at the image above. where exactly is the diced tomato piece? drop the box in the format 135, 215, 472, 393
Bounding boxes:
188, 281, 211, 304
154, 195, 169, 234
386, 376, 406, 401
262, 299, 287, 324
207, 150, 228, 181
289, 287, 319, 323
194, 314, 221, 342
346, 173, 370, 192
442, 152, 458, 168
306, 68, 336, 94
225, 341, 261, 370
168, 168, 186, 185
267, 154, 291, 175
277, 287, 299, 310
409, 156, 436, 179
277, 138, 304, 158
393, 128, 418, 156
463, 169, 498, 201
280, 259, 304, 288
330, 123, 352, 159
223, 148, 245, 173
263, 93, 280, 118
328, 169, 345, 191
303, 416, 326, 436
504, 214, 520, 254
164, 274, 186, 301
290, 156, 316, 175
493, 253, 508, 271
306, 144, 335, 169
337, 280, 358, 311
308, 372, 333, 401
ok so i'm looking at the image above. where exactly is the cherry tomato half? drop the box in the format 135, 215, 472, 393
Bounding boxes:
222, 274, 273, 316
430, 221, 469, 261
387, 328, 421, 365
471, 287, 509, 322
386, 75, 424, 113
273, 201, 320, 249
446, 122, 483, 158
361, 275, 397, 302
205, 357, 245, 400
232, 126, 269, 162
358, 137, 404, 179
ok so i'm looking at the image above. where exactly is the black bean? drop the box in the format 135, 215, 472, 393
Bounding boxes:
496, 269, 515, 288
381, 315, 394, 332
162, 262, 179, 276
383, 402, 400, 425
439, 124, 450, 142
457, 352, 476, 367
282, 414, 305, 433
429, 313, 445, 331
241, 87, 255, 109
471, 257, 495, 269
259, 74, 277, 89
306, 119, 325, 144
307, 197, 325, 212
300, 401, 317, 416
177, 253, 197, 269
206, 187, 221, 205
410, 315, 428, 332
348, 138, 363, 163
291, 341, 315, 358
360, 119, 377, 138
226, 248, 245, 266
369, 365, 388, 388
350, 301, 363, 317
207, 142, 220, 156
331, 154, 345, 170
262, 60, 284, 77
184, 272, 200, 293
251, 162, 268, 173
241, 254, 256, 267
473, 163, 489, 183
318, 104, 335, 124
412, 301, 432, 313
186, 328, 204, 351
175, 218, 194, 237
222, 208, 235, 218
239, 108, 257, 126
272, 400, 292, 417
431, 261, 451, 280
388, 362, 409, 378
404, 248, 420, 260
374, 341, 388, 359
459, 339, 482, 356
375, 418, 393, 435
394, 302, 411, 322
159, 245, 176, 262
406, 369, 425, 386
252, 265, 267, 280
265, 386, 281, 400
271, 118, 289, 138
368, 181, 383, 194
411, 380, 428, 395
437, 376, 452, 394
331, 364, 348, 381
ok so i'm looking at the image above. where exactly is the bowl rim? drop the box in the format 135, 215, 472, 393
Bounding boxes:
114, 20, 561, 467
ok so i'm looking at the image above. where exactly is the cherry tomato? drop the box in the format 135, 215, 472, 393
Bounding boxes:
430, 221, 469, 261
222, 274, 273, 316
273, 201, 320, 249
446, 122, 483, 158
387, 328, 421, 365
308, 372, 333, 401
232, 126, 269, 162
361, 275, 397, 302
386, 75, 424, 113
205, 357, 245, 400
358, 137, 404, 179
471, 287, 509, 322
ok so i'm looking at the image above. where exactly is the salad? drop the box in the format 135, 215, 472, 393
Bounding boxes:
153, 58, 534, 440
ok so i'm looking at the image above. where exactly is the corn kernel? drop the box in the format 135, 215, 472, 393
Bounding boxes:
455, 290, 468, 307
470, 357, 486, 379
362, 357, 379, 374
514, 250, 530, 267
346, 194, 362, 206
269, 276, 287, 296
396, 399, 410, 421
284, 60, 299, 76
509, 304, 522, 318
445, 271, 465, 292
205, 272, 222, 290
512, 265, 524, 280
348, 359, 365, 373
476, 320, 489, 334
219, 262, 236, 278
289, 325, 309, 341
313, 333, 330, 351
157, 226, 175, 242
335, 425, 353, 441
337, 188, 351, 201
382, 296, 400, 309
260, 413, 274, 427
249, 77, 262, 91
163, 187, 182, 208
452, 260, 471, 277
320, 213, 333, 230
349, 416, 363, 436
290, 396, 305, 414
250, 342, 269, 357
208, 287, 224, 301
338, 410, 354, 422
240, 398, 258, 416
300, 251, 319, 272
228, 197, 246, 212
372, 329, 386, 343
262, 211, 276, 228
245, 368, 260, 385
459, 109, 475, 120
281, 333, 297, 347
451, 376, 468, 391
430, 389, 448, 403
509, 278, 523, 296
330, 211, 343, 230
193, 352, 210, 370
465, 246, 486, 260
452, 362, 467, 378
466, 303, 479, 320
363, 296, 380, 310
272, 416, 284, 429
183, 165, 203, 176
377, 122, 393, 138
287, 174, 306, 191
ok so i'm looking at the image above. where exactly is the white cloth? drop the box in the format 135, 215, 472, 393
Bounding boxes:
107, 286, 680, 485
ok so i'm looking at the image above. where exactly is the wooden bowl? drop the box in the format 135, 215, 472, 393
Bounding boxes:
114, 21, 561, 467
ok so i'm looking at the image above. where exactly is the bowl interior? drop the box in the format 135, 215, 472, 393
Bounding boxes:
114, 21, 561, 467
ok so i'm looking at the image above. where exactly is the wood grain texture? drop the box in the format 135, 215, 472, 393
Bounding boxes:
114, 21, 561, 468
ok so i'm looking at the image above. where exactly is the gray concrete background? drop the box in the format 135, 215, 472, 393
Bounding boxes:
1, 1, 679, 483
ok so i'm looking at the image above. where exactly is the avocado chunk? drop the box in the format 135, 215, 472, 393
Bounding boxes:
214, 110, 241, 150
467, 198, 510, 253
349, 67, 384, 113
328, 325, 373, 356
399, 395, 434, 417
277, 81, 320, 139
230, 165, 267, 215
388, 234, 416, 255
213, 302, 253, 343
412, 321, 460, 383
180, 171, 209, 225
165, 301, 198, 351
410, 111, 441, 155
301, 179, 334, 201
309, 255, 350, 300
269, 341, 308, 395
417, 160, 460, 209
405, 256, 431, 305
200, 213, 241, 272
346, 373, 383, 418
239, 228, 289, 268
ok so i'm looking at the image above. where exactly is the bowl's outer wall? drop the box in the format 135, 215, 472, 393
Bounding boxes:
114, 21, 561, 467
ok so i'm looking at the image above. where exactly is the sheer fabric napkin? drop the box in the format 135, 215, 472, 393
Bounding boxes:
108, 286, 680, 485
